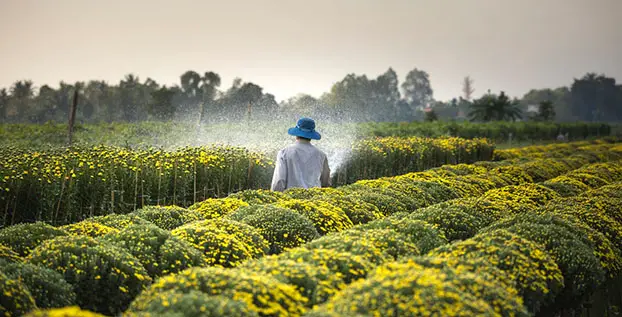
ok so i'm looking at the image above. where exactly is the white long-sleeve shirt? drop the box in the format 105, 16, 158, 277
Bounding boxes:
270, 139, 331, 192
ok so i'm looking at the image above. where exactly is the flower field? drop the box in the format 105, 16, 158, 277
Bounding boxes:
1, 138, 622, 316
0, 136, 494, 227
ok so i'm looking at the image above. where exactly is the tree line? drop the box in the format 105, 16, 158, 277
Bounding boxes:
1, 68, 621, 124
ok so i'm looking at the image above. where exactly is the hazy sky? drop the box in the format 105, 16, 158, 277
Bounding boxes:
1, 0, 621, 102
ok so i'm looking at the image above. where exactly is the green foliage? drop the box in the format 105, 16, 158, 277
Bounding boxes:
542, 176, 591, 197
100, 224, 207, 278
124, 291, 258, 317
23, 306, 106, 316
468, 91, 522, 122
228, 205, 319, 254
227, 189, 288, 205
85, 213, 154, 230
128, 267, 307, 317
0, 270, 37, 317
0, 222, 67, 256
342, 190, 408, 216
0, 259, 76, 309
309, 194, 382, 225
28, 236, 152, 316
132, 205, 203, 230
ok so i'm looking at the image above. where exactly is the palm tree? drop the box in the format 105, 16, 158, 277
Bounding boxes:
9, 80, 35, 120
468, 91, 522, 122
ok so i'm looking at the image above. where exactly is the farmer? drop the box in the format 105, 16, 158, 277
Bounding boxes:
270, 117, 331, 191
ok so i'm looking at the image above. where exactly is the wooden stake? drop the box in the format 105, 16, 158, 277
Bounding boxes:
68, 89, 79, 146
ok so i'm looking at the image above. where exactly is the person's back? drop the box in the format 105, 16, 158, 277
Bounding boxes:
271, 118, 331, 191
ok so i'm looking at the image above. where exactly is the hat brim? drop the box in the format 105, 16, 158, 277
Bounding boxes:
288, 127, 321, 140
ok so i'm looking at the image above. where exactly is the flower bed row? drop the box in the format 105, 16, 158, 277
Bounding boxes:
2, 142, 620, 316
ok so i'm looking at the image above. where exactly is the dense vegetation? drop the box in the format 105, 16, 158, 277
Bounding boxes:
1, 138, 622, 316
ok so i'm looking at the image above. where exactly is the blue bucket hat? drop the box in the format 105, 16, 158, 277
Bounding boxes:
288, 117, 321, 140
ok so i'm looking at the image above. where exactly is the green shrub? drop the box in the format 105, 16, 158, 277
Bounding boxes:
397, 179, 460, 203
241, 256, 345, 307
60, 221, 119, 238
124, 290, 258, 317
354, 217, 447, 254
310, 194, 382, 225
579, 182, 622, 200
187, 197, 249, 219
433, 163, 488, 176
0, 270, 37, 316
227, 189, 288, 204
565, 172, 610, 189
0, 222, 67, 256
349, 178, 436, 207
277, 248, 374, 284
574, 162, 622, 182
23, 306, 106, 317
228, 205, 319, 254
132, 205, 203, 230
430, 229, 564, 314
0, 244, 22, 263
100, 224, 207, 278
28, 236, 152, 315
490, 166, 534, 185
406, 199, 499, 242
86, 213, 154, 230
274, 199, 353, 235
322, 265, 495, 317
0, 259, 75, 309
481, 183, 560, 209
483, 213, 605, 311
128, 267, 307, 317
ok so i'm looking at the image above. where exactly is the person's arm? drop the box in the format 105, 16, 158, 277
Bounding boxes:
320, 155, 331, 187
271, 150, 287, 191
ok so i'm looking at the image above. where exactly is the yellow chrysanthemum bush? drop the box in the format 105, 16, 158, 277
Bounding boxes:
0, 270, 37, 317
123, 290, 259, 317
564, 172, 610, 189
241, 256, 345, 307
131, 205, 203, 230
349, 178, 436, 208
489, 166, 534, 185
541, 175, 591, 197
23, 306, 106, 317
340, 183, 423, 212
477, 183, 560, 215
310, 193, 382, 225
183, 218, 269, 258
277, 248, 374, 284
100, 224, 207, 278
451, 175, 498, 196
283, 187, 344, 200
227, 205, 320, 254
27, 236, 152, 316
60, 221, 119, 238
353, 216, 447, 254
274, 199, 353, 235
127, 266, 308, 317
518, 159, 571, 182
187, 197, 249, 219
432, 163, 488, 176
227, 189, 288, 205
0, 222, 67, 256
170, 222, 259, 268
405, 198, 501, 242
581, 182, 622, 200
306, 228, 419, 263
319, 263, 496, 316
482, 213, 606, 312
429, 229, 564, 314
85, 213, 154, 230
379, 256, 530, 317
395, 178, 460, 203
341, 190, 409, 216
0, 259, 76, 309
542, 197, 622, 251
574, 161, 622, 183
0, 244, 22, 263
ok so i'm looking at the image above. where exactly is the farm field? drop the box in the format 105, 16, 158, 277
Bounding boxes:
1, 136, 622, 316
